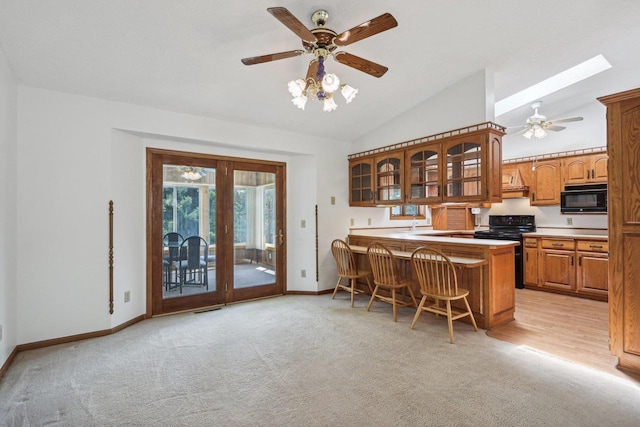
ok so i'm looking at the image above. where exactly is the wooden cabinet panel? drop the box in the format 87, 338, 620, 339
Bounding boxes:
349, 158, 374, 206
576, 240, 608, 253
599, 87, 640, 372
524, 246, 538, 286
374, 154, 404, 205
563, 156, 590, 185
540, 249, 576, 290
562, 153, 609, 185
531, 160, 561, 205
405, 143, 441, 204
591, 154, 608, 182
541, 239, 575, 250
577, 251, 608, 296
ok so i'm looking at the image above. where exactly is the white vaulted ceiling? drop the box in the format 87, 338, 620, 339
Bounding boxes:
0, 1, 639, 141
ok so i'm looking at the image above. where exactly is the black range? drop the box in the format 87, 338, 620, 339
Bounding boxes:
473, 215, 536, 289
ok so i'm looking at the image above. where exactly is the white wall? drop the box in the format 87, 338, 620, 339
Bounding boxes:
0, 45, 18, 366
16, 86, 350, 345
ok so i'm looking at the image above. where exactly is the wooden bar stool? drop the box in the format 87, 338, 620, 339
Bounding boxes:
410, 246, 478, 343
366, 242, 418, 321
331, 239, 374, 307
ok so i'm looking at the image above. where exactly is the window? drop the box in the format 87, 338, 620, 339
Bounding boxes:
390, 205, 426, 220
163, 186, 200, 237
264, 186, 275, 245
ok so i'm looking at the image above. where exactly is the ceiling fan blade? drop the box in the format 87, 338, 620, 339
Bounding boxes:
334, 52, 388, 78
241, 50, 305, 65
334, 13, 398, 47
545, 125, 566, 132
548, 116, 584, 125
267, 7, 317, 43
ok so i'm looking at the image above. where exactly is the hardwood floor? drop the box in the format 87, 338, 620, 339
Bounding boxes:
487, 288, 637, 381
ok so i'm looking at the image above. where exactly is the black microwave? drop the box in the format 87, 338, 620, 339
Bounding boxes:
560, 183, 607, 214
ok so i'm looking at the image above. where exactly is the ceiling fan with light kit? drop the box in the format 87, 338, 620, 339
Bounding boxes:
508, 101, 584, 139
241, 7, 397, 111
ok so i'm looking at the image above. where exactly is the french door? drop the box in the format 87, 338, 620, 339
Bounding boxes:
147, 149, 286, 316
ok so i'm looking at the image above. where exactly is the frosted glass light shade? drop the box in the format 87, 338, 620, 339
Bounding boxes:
288, 79, 306, 97
292, 94, 307, 110
323, 96, 338, 112
341, 85, 358, 103
534, 127, 547, 139
321, 73, 340, 93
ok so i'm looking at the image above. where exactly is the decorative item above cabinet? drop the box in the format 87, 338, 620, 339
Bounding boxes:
348, 122, 505, 207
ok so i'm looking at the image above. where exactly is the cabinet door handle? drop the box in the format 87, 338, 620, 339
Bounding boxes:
587, 169, 591, 179
437, 185, 440, 197
552, 243, 564, 247
590, 244, 603, 249
532, 193, 535, 202
592, 168, 595, 179
571, 256, 574, 266
579, 256, 582, 266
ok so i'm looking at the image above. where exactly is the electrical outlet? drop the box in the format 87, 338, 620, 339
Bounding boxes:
566, 217, 573, 226
124, 291, 130, 303
350, 218, 355, 226
301, 269, 306, 278
367, 218, 372, 226
300, 219, 306, 228
330, 196, 335, 205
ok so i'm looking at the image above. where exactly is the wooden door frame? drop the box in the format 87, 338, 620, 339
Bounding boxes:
146, 148, 287, 317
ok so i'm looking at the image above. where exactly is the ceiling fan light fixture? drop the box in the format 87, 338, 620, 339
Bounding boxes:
534, 127, 547, 139
321, 73, 340, 93
341, 84, 358, 103
522, 129, 534, 139
291, 93, 308, 110
323, 95, 338, 112
287, 79, 306, 97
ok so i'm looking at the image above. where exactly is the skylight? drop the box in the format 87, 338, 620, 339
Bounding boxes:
495, 54, 612, 117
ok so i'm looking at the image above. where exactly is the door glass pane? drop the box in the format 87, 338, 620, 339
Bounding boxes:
162, 165, 216, 299
233, 170, 276, 289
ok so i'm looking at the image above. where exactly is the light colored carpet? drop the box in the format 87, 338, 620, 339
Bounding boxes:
1, 294, 640, 426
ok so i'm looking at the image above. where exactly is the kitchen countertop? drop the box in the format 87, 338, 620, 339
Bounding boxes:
349, 231, 519, 247
522, 229, 608, 240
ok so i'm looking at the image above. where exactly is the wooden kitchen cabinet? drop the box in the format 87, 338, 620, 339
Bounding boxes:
349, 157, 375, 206
523, 236, 608, 301
405, 143, 441, 204
530, 160, 562, 205
348, 122, 505, 207
599, 87, 640, 375
374, 153, 404, 205
576, 240, 609, 298
539, 239, 576, 291
563, 153, 608, 185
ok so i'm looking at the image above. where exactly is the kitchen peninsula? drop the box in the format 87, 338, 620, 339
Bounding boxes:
347, 231, 519, 330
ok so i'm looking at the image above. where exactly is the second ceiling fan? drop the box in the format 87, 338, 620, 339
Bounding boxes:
509, 101, 584, 139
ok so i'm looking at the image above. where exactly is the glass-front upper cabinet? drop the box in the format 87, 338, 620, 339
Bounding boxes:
349, 158, 374, 206
405, 143, 441, 204
375, 153, 403, 204
444, 136, 484, 201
